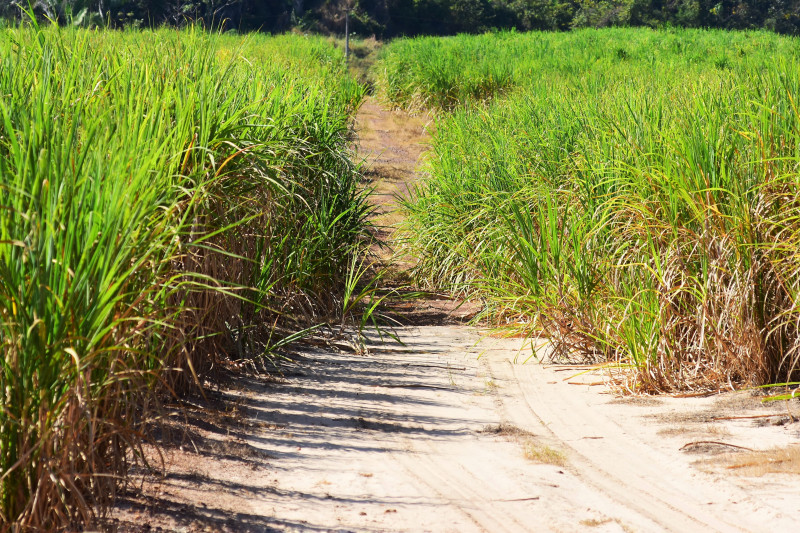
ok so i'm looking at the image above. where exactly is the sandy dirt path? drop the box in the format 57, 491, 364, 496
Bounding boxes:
111, 98, 800, 532
113, 328, 799, 532
485, 338, 800, 532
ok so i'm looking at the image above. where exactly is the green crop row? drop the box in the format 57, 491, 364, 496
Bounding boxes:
374, 27, 800, 109
380, 28, 800, 392
0, 25, 367, 528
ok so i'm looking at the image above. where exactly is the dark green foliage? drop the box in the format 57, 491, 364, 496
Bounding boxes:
3, 0, 800, 36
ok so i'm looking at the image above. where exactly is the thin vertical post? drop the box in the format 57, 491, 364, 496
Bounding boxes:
345, 8, 350, 64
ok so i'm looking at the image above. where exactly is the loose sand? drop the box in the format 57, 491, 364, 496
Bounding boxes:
111, 327, 799, 532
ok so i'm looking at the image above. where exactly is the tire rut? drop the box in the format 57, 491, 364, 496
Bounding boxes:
483, 337, 788, 533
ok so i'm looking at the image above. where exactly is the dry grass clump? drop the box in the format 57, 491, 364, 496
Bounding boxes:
523, 442, 568, 467
481, 424, 567, 466
723, 446, 800, 476
580, 517, 635, 532
480, 423, 535, 438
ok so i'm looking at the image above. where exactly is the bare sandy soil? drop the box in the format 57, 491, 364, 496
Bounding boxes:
108, 97, 800, 532
111, 328, 799, 532
354, 97, 432, 223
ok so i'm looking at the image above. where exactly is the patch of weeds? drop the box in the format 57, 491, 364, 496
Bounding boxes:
479, 423, 534, 438
657, 424, 731, 438
523, 441, 568, 466
607, 395, 662, 406
580, 518, 612, 527
480, 424, 568, 466
580, 518, 635, 532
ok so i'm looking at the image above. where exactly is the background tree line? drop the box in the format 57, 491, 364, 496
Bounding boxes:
2, 0, 800, 38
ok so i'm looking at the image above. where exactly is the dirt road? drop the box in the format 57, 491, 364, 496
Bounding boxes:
114, 326, 798, 532
111, 98, 800, 533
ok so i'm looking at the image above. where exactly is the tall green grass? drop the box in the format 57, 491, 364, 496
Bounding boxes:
0, 24, 367, 528
375, 28, 800, 109
381, 28, 800, 392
